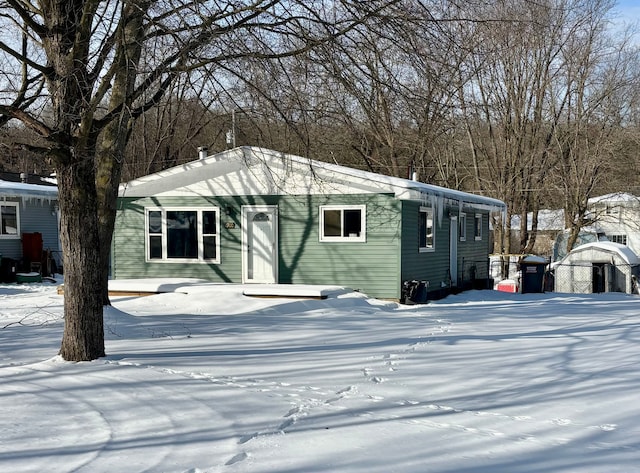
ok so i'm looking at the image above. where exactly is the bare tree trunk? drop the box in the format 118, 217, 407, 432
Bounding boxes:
58, 157, 105, 361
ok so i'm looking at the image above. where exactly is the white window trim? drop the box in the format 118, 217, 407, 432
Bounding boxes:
459, 212, 467, 241
319, 204, 366, 242
145, 207, 220, 263
608, 234, 627, 245
474, 213, 482, 241
0, 202, 20, 239
419, 205, 435, 252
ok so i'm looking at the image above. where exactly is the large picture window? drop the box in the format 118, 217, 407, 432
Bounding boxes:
146, 207, 220, 262
319, 205, 366, 242
419, 206, 434, 251
0, 203, 19, 238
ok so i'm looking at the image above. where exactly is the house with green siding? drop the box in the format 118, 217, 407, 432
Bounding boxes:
113, 147, 506, 301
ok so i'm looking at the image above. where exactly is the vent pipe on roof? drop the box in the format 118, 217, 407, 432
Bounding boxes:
198, 147, 208, 160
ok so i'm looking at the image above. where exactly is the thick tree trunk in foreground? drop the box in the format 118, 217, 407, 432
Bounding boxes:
58, 158, 105, 361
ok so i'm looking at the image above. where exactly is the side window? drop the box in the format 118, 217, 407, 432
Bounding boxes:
147, 210, 162, 259
319, 205, 366, 242
202, 210, 218, 259
419, 206, 434, 251
474, 214, 482, 241
459, 212, 467, 241
0, 203, 19, 237
145, 208, 219, 262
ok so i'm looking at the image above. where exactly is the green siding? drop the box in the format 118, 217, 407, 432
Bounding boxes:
400, 201, 492, 297
113, 193, 402, 299
114, 193, 492, 300
400, 201, 450, 290
278, 194, 401, 299
457, 212, 491, 285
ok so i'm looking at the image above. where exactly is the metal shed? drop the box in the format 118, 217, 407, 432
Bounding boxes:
553, 242, 640, 294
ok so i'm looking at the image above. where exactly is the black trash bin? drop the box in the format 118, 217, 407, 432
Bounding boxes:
0, 257, 17, 283
520, 256, 547, 294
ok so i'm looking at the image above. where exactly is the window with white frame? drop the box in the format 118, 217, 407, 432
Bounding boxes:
319, 205, 366, 242
0, 203, 19, 238
605, 204, 621, 217
459, 212, 467, 241
609, 234, 627, 245
474, 213, 482, 241
419, 206, 434, 251
146, 207, 220, 262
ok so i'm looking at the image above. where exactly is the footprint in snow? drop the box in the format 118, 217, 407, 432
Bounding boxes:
552, 418, 572, 426
225, 452, 249, 465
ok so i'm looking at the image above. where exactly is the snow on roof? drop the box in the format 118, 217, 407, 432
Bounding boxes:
521, 255, 548, 264
120, 146, 506, 211
588, 192, 639, 205
511, 209, 564, 231
289, 148, 506, 210
570, 241, 640, 265
0, 179, 58, 200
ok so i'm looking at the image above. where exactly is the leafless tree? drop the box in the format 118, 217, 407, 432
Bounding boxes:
0, 0, 397, 361
456, 0, 631, 260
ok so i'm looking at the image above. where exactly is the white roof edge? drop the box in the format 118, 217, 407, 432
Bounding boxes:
120, 146, 506, 210
588, 192, 639, 204
264, 147, 506, 210
0, 180, 58, 199
568, 241, 640, 265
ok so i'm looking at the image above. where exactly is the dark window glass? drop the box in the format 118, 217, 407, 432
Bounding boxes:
1, 205, 17, 235
203, 236, 217, 259
149, 235, 162, 259
419, 210, 433, 248
203, 211, 217, 234
323, 209, 341, 237
167, 210, 197, 258
343, 209, 361, 237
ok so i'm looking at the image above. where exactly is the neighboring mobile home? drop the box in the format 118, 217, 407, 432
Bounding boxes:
114, 147, 506, 300
0, 173, 60, 280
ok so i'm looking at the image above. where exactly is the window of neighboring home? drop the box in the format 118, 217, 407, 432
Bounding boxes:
459, 212, 467, 241
419, 206, 434, 251
474, 213, 482, 241
146, 207, 220, 262
605, 204, 620, 217
0, 203, 19, 238
609, 234, 627, 245
319, 205, 366, 242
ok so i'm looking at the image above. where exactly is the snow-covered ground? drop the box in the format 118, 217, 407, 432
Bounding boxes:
2, 279, 640, 472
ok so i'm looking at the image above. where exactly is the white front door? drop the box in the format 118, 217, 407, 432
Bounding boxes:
242, 206, 278, 283
449, 215, 458, 286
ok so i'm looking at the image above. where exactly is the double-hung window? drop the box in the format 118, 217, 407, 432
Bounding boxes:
0, 203, 19, 238
459, 212, 467, 241
319, 205, 366, 242
146, 207, 220, 262
474, 214, 482, 241
419, 205, 434, 251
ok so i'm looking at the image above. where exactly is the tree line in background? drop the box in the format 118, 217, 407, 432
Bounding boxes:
1, 0, 639, 360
